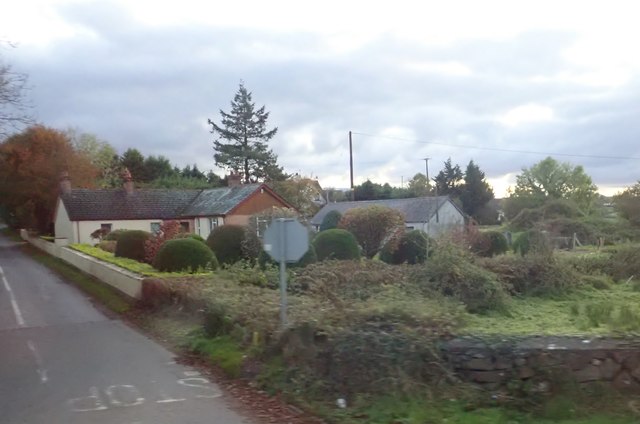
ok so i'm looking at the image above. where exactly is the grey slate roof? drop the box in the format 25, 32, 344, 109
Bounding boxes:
180, 184, 263, 216
60, 184, 267, 221
310, 196, 456, 226
60, 189, 201, 221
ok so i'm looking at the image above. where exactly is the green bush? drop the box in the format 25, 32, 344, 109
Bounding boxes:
114, 230, 151, 262
380, 230, 430, 264
180, 233, 206, 243
609, 245, 640, 281
512, 229, 551, 257
206, 225, 245, 265
312, 229, 361, 261
153, 238, 218, 272
470, 231, 508, 257
104, 229, 129, 241
258, 244, 317, 269
319, 210, 342, 231
416, 243, 508, 313
97, 240, 116, 253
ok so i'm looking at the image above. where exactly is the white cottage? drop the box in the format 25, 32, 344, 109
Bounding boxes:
53, 172, 293, 244
310, 196, 465, 237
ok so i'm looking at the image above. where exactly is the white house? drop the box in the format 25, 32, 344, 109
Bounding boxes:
54, 172, 293, 244
310, 196, 465, 237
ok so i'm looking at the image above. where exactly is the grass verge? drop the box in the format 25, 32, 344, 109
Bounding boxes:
69, 243, 211, 277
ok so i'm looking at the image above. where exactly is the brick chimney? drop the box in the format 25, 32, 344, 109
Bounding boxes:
59, 171, 71, 195
122, 168, 134, 194
228, 172, 242, 187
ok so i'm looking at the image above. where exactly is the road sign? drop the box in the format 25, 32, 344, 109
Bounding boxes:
263, 218, 309, 328
263, 218, 309, 263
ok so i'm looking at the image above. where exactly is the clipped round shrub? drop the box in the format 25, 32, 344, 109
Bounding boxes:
153, 238, 218, 272
114, 230, 151, 262
319, 210, 342, 232
97, 240, 117, 253
180, 233, 206, 243
258, 244, 318, 269
380, 230, 430, 264
206, 225, 246, 265
104, 229, 129, 241
312, 229, 360, 261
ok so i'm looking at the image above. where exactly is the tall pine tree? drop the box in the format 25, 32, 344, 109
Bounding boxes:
460, 160, 494, 218
208, 83, 285, 183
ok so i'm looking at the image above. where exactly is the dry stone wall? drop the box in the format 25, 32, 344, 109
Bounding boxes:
441, 336, 640, 392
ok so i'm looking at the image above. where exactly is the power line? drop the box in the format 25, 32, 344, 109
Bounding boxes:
351, 131, 640, 161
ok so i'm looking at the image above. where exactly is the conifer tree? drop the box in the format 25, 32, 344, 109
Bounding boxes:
208, 83, 285, 183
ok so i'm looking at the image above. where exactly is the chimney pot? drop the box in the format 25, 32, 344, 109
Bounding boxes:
228, 172, 242, 187
122, 168, 134, 194
60, 171, 71, 194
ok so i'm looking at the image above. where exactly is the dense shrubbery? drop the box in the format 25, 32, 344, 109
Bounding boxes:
319, 210, 342, 231
242, 207, 300, 260
470, 230, 509, 257
144, 221, 181, 264
258, 244, 317, 269
312, 229, 360, 261
114, 230, 151, 261
207, 225, 246, 265
292, 260, 420, 303
480, 254, 581, 296
609, 245, 640, 281
512, 229, 551, 256
414, 243, 508, 313
338, 205, 404, 258
153, 238, 218, 272
379, 230, 430, 264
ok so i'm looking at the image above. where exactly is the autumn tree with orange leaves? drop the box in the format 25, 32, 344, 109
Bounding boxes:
0, 125, 98, 232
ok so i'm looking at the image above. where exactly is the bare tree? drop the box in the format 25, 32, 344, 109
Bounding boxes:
1, 42, 31, 137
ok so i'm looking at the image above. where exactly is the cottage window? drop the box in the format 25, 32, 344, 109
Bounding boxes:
100, 223, 112, 233
180, 221, 190, 232
209, 218, 218, 232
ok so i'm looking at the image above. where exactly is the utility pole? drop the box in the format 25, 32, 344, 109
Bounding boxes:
349, 131, 354, 201
422, 157, 430, 192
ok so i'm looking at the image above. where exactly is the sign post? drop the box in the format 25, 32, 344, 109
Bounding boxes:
263, 218, 309, 328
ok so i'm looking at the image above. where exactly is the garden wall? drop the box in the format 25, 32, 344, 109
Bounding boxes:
442, 336, 640, 392
21, 231, 143, 299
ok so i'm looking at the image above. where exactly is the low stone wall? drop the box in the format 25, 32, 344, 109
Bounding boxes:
442, 336, 640, 392
21, 231, 142, 299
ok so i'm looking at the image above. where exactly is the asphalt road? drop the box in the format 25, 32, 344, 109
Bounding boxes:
0, 229, 252, 424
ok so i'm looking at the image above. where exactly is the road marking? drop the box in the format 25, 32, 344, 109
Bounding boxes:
183, 370, 200, 377
0, 265, 26, 327
27, 340, 48, 383
68, 387, 109, 412
177, 378, 222, 399
105, 385, 145, 407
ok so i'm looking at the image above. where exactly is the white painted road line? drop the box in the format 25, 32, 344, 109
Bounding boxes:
27, 340, 49, 383
0, 265, 26, 327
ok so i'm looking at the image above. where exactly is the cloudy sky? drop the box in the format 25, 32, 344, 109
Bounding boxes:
2, 0, 639, 196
